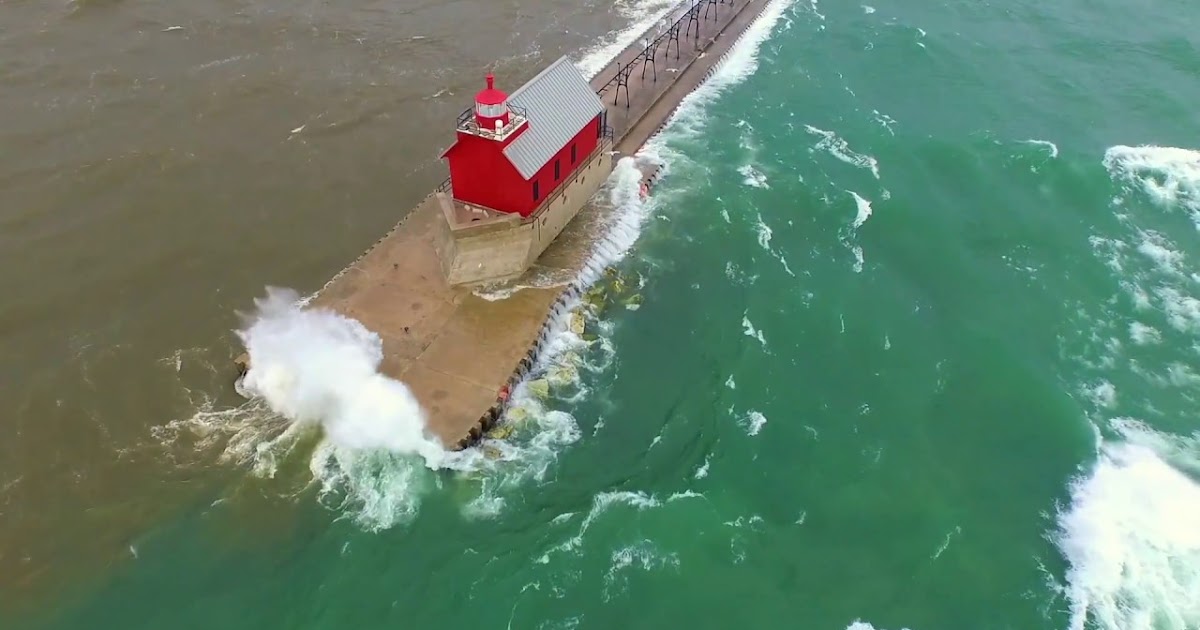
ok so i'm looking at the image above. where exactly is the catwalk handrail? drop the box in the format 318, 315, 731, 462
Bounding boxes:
523, 125, 614, 223
595, 0, 731, 105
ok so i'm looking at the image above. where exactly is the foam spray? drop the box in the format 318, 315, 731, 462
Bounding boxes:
235, 287, 447, 469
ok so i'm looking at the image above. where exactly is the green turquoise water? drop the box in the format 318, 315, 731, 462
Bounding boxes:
18, 0, 1200, 628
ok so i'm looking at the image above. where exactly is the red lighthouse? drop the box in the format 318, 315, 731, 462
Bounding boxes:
441, 56, 606, 217
474, 73, 511, 131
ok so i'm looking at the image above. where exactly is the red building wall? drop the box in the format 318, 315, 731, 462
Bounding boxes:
444, 129, 528, 215
525, 116, 602, 217
445, 114, 603, 217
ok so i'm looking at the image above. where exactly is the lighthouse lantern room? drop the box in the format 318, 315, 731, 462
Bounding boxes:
474, 73, 511, 133
440, 56, 606, 218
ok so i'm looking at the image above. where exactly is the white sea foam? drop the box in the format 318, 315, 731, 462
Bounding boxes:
739, 163, 770, 188
1129, 322, 1162, 345
1104, 145, 1200, 228
1094, 229, 1200, 338
1087, 145, 1200, 356
871, 109, 896, 136
751, 213, 796, 276
471, 266, 576, 301
574, 0, 681, 79
1155, 286, 1200, 334
736, 123, 772, 189
1054, 420, 1200, 630
1023, 139, 1059, 159
540, 489, 703, 563
849, 190, 873, 229
742, 410, 768, 436
846, 623, 911, 630
225, 287, 460, 527
804, 0, 826, 23
742, 314, 767, 347
236, 288, 446, 465
1082, 380, 1117, 409
604, 539, 680, 600
1136, 230, 1185, 277
694, 455, 711, 479
755, 214, 774, 250
162, 288, 581, 529
805, 125, 881, 179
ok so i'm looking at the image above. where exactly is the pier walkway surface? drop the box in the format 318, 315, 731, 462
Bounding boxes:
255, 0, 769, 448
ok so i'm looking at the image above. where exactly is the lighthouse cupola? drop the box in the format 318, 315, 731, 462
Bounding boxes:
474, 73, 511, 132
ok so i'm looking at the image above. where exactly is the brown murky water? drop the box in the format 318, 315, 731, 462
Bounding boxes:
0, 0, 650, 611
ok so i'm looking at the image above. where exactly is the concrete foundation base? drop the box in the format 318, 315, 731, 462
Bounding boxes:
436, 145, 613, 286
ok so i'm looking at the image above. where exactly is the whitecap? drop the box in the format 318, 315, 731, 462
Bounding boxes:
1023, 139, 1059, 159
1103, 145, 1200, 224
742, 411, 767, 436
846, 623, 912, 630
805, 125, 881, 179
849, 190, 873, 229
739, 163, 770, 188
742, 314, 767, 347
1129, 322, 1162, 345
1054, 420, 1200, 630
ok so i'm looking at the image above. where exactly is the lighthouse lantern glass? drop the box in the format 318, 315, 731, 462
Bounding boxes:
472, 72, 512, 131
476, 102, 506, 118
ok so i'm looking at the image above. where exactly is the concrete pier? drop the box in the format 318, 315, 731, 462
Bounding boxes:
236, 0, 770, 449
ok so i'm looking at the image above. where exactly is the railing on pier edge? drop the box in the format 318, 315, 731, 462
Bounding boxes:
595, 0, 738, 107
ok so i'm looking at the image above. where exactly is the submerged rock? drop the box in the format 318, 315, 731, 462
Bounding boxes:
582, 287, 606, 311
486, 423, 515, 440
610, 276, 627, 295
547, 364, 577, 386
527, 379, 550, 399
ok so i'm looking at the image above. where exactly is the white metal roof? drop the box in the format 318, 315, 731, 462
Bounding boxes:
503, 56, 605, 180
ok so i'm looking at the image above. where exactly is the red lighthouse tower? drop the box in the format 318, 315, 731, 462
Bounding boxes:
474, 73, 511, 132
440, 57, 606, 218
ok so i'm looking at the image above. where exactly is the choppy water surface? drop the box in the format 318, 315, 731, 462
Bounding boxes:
4, 0, 1200, 628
